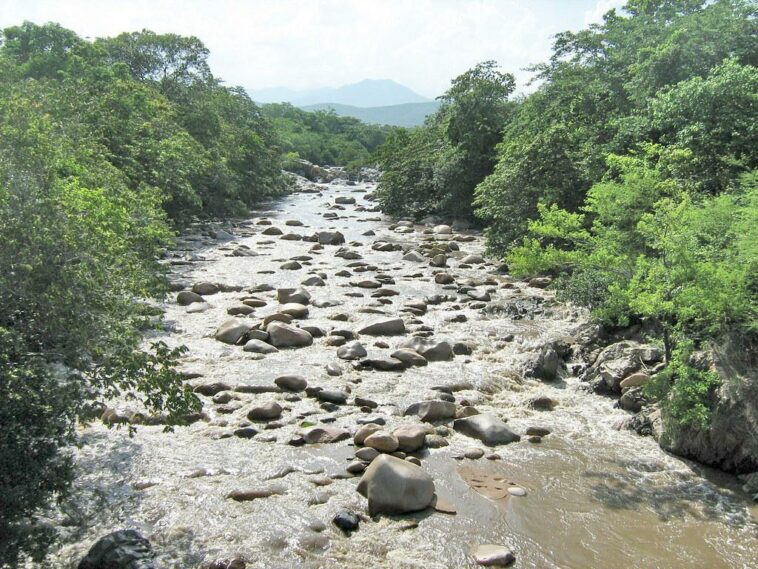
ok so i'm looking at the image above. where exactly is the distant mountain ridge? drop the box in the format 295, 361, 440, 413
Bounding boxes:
250, 79, 431, 108
302, 101, 440, 128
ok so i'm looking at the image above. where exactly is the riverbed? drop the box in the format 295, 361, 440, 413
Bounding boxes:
46, 179, 757, 569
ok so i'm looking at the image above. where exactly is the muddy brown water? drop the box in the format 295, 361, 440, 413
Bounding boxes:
42, 181, 757, 569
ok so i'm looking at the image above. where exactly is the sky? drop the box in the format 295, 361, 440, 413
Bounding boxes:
0, 0, 626, 98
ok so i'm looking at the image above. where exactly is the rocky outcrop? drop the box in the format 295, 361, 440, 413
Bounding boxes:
654, 343, 758, 474
582, 341, 663, 394
78, 530, 156, 569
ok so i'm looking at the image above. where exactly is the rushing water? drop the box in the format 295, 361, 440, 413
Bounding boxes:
44, 180, 757, 569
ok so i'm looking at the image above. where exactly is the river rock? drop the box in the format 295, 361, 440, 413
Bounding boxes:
359, 357, 406, 371
461, 254, 485, 264
355, 447, 380, 461
215, 319, 252, 345
393, 424, 427, 452
454, 414, 520, 446
247, 402, 282, 421
315, 389, 349, 405
317, 231, 346, 245
266, 322, 313, 348
337, 341, 367, 360
279, 303, 309, 318
363, 431, 400, 453
433, 225, 452, 235
274, 375, 307, 392
472, 544, 515, 566
303, 426, 350, 444
243, 339, 278, 354
404, 400, 457, 422
277, 287, 311, 305
435, 273, 455, 285
332, 510, 360, 533
398, 337, 454, 361
402, 250, 425, 262
177, 290, 204, 305
531, 344, 560, 381
620, 371, 650, 388
356, 455, 435, 516
77, 529, 156, 569
391, 349, 428, 367
357, 317, 406, 336
192, 282, 219, 295
584, 341, 663, 394
354, 423, 383, 445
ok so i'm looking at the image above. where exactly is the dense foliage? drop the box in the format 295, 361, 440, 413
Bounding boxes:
263, 102, 393, 171
0, 22, 289, 566
376, 0, 758, 428
377, 61, 516, 219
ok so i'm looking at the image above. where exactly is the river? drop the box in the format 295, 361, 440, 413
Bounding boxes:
46, 178, 757, 569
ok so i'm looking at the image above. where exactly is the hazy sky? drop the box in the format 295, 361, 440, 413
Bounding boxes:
1, 0, 626, 97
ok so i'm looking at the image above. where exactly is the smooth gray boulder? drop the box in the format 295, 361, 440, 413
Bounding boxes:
215, 319, 252, 344
356, 454, 436, 516
279, 303, 309, 318
404, 400, 457, 422
337, 341, 367, 360
357, 317, 406, 336
398, 337, 454, 361
274, 375, 307, 392
453, 414, 520, 446
317, 231, 346, 245
358, 357, 406, 372
266, 322, 313, 348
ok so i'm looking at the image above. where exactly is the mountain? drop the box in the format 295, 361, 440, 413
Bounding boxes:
301, 101, 441, 128
250, 79, 431, 108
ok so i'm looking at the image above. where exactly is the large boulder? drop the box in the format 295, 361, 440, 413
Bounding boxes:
78, 529, 156, 569
266, 322, 313, 348
357, 317, 406, 336
404, 400, 456, 422
453, 414, 520, 446
356, 454, 436, 516
529, 344, 560, 381
398, 337, 454, 362
215, 319, 252, 345
317, 231, 346, 245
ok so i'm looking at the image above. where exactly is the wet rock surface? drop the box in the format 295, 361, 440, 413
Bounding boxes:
49, 179, 758, 569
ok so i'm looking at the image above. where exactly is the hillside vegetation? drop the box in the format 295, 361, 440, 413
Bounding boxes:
0, 22, 287, 564
301, 101, 441, 128
263, 102, 395, 170
377, 0, 757, 431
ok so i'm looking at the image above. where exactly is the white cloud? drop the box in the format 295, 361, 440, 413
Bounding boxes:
1, 0, 606, 97
584, 0, 627, 26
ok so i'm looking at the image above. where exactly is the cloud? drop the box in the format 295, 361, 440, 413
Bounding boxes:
1, 0, 604, 97
584, 0, 627, 26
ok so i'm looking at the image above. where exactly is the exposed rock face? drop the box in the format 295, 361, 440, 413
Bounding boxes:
583, 341, 663, 394
356, 454, 435, 516
654, 343, 758, 474
453, 414, 520, 446
78, 529, 156, 569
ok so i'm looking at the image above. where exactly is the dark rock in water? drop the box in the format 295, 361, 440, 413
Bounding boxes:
404, 400, 456, 422
619, 386, 648, 413
358, 357, 406, 372
177, 290, 203, 305
203, 558, 246, 569
530, 344, 560, 381
317, 231, 346, 245
337, 341, 367, 360
453, 414, 520, 446
332, 510, 360, 533
78, 529, 156, 569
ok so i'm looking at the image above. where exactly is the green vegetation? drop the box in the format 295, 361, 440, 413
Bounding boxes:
377, 0, 758, 427
0, 21, 288, 566
262, 102, 394, 171
377, 61, 516, 219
